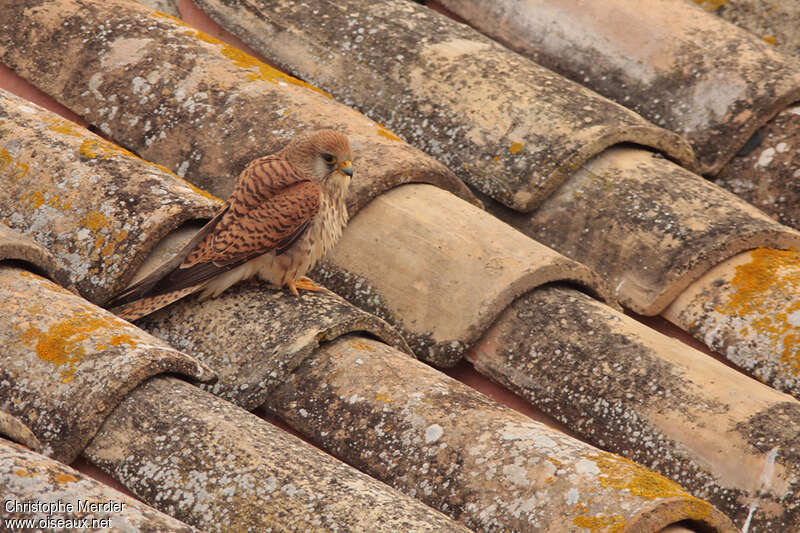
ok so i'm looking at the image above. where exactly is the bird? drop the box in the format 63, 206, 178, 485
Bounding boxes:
105, 129, 354, 321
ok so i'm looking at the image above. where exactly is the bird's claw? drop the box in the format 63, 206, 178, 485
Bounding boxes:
288, 276, 322, 297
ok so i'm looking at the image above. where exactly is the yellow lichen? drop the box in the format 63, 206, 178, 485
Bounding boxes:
586, 451, 687, 500
14, 468, 34, 477
47, 195, 71, 211
83, 211, 108, 232
347, 340, 372, 351
26, 191, 45, 209
682, 498, 712, 520
54, 473, 78, 484
375, 391, 393, 403
47, 118, 84, 137
0, 149, 29, 181
79, 137, 220, 202
509, 142, 524, 155
152, 11, 190, 26
691, 0, 726, 11
572, 512, 625, 533
184, 28, 333, 99
20, 312, 137, 383
79, 138, 131, 160
718, 248, 800, 375
376, 127, 403, 142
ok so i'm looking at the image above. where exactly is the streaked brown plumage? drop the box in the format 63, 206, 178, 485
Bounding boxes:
107, 129, 354, 320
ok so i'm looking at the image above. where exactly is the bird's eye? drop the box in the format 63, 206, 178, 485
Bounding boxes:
322, 153, 336, 165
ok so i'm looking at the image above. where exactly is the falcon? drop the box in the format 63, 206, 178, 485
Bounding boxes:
106, 129, 354, 320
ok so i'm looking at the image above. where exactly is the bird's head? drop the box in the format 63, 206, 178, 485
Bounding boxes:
285, 129, 354, 190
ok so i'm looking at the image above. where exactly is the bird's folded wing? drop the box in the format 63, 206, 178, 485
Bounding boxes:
134, 181, 322, 298
104, 204, 230, 307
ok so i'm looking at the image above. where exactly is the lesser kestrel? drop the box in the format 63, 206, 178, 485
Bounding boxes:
106, 129, 354, 320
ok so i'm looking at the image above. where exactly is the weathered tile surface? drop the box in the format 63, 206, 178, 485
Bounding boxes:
137, 278, 410, 409
0, 412, 42, 453
436, 0, 800, 175
0, 266, 214, 463
470, 284, 800, 529
86, 375, 471, 533
269, 335, 737, 533
0, 0, 476, 214
1, 438, 201, 532
0, 222, 72, 291
492, 146, 800, 314
192, 0, 695, 212
0, 88, 220, 303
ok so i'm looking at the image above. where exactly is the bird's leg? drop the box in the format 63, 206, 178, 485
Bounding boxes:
287, 276, 322, 297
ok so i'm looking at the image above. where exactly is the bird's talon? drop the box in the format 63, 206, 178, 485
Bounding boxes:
295, 277, 322, 292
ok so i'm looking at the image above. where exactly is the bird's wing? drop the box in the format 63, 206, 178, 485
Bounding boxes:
129, 180, 321, 298
104, 204, 230, 308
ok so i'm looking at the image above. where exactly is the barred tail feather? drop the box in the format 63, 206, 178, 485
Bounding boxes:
110, 284, 204, 321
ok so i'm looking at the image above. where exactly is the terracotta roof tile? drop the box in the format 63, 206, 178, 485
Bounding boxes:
1, 0, 799, 531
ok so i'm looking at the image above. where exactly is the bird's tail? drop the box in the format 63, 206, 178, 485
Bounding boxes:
110, 284, 204, 321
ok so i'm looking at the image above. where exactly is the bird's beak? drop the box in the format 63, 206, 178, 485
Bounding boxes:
339, 160, 353, 177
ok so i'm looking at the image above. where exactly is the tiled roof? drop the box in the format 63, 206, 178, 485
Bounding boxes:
1, 0, 799, 531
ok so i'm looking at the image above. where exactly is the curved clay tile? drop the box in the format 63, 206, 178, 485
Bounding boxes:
435, 0, 800, 175
664, 249, 800, 399
0, 89, 220, 303
0, 0, 476, 215
469, 285, 800, 530
0, 439, 202, 532
0, 222, 72, 291
137, 278, 410, 409
190, 0, 695, 212
268, 335, 737, 533
493, 146, 800, 315
0, 266, 215, 463
85, 375, 471, 532
313, 184, 615, 366
0, 412, 42, 452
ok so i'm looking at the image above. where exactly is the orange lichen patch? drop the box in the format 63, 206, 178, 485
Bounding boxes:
376, 126, 403, 142
47, 118, 85, 137
79, 138, 134, 161
14, 468, 34, 477
509, 142, 523, 155
691, 0, 727, 11
0, 149, 29, 181
82, 211, 108, 232
347, 340, 373, 351
81, 137, 221, 202
572, 504, 625, 533
26, 190, 45, 209
109, 333, 136, 346
54, 473, 78, 484
153, 10, 190, 26
682, 497, 712, 520
19, 312, 137, 383
375, 391, 393, 403
492, 156, 500, 163
587, 451, 688, 500
47, 195, 71, 211
719, 248, 800, 375
186, 26, 332, 98
762, 36, 777, 46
